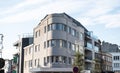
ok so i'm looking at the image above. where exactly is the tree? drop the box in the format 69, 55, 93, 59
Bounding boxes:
73, 51, 84, 73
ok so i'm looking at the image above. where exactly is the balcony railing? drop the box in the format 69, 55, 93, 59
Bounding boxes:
85, 57, 92, 60
85, 42, 93, 51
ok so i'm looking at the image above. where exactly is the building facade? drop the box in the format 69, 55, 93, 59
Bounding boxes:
13, 35, 33, 73
30, 13, 85, 73
24, 44, 33, 73
111, 53, 120, 73
21, 13, 103, 73
101, 52, 113, 72
84, 31, 101, 73
11, 53, 19, 73
102, 41, 120, 73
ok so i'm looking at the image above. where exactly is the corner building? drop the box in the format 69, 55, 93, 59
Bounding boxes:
30, 13, 85, 73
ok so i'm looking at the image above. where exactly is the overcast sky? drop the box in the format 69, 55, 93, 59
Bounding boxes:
0, 0, 120, 59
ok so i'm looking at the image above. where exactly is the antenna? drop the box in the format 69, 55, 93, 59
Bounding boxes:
0, 34, 3, 58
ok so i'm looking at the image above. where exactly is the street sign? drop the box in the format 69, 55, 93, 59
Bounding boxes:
73, 66, 79, 73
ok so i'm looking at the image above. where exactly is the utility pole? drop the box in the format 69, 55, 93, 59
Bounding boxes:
0, 34, 3, 58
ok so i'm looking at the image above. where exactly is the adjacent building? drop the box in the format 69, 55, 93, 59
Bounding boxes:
111, 52, 120, 73
84, 31, 101, 73
24, 44, 33, 73
13, 34, 33, 73
101, 52, 113, 72
11, 53, 19, 73
102, 41, 120, 73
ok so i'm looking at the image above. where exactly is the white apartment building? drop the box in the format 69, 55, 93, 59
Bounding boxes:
23, 13, 101, 73
23, 13, 85, 73
111, 52, 120, 73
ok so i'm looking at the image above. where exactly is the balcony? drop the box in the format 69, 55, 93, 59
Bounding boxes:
85, 56, 93, 63
94, 46, 99, 52
85, 42, 93, 51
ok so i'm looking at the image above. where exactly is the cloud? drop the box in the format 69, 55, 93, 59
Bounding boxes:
0, 0, 120, 28
76, 0, 120, 28
0, 0, 89, 24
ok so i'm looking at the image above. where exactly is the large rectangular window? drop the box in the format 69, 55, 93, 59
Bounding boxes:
52, 23, 56, 30
72, 44, 75, 51
71, 29, 76, 36
51, 40, 56, 47
67, 27, 71, 34
47, 40, 56, 47
47, 24, 51, 31
79, 33, 83, 40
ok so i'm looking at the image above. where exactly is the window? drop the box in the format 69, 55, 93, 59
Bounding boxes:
29, 47, 31, 54
51, 40, 56, 47
38, 59, 40, 67
68, 42, 71, 49
48, 24, 51, 31
71, 29, 76, 36
63, 56, 67, 63
39, 30, 40, 36
69, 57, 71, 64
114, 63, 120, 68
35, 59, 37, 66
38, 44, 40, 51
51, 56, 54, 63
62, 40, 67, 48
76, 31, 79, 38
58, 24, 63, 30
76, 44, 79, 52
35, 31, 37, 38
63, 25, 67, 31
52, 23, 56, 30
67, 27, 71, 34
47, 40, 56, 47
35, 31, 39, 38
79, 33, 83, 40
60, 40, 67, 48
47, 56, 49, 63
72, 44, 75, 51
47, 41, 49, 47
35, 45, 37, 52
114, 56, 120, 60
44, 26, 46, 33
29, 60, 32, 67
55, 56, 59, 63
44, 57, 46, 66
44, 42, 46, 48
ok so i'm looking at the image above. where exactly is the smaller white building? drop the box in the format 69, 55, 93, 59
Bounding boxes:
110, 52, 120, 73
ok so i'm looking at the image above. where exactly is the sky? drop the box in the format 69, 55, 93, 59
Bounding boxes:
0, 0, 120, 59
